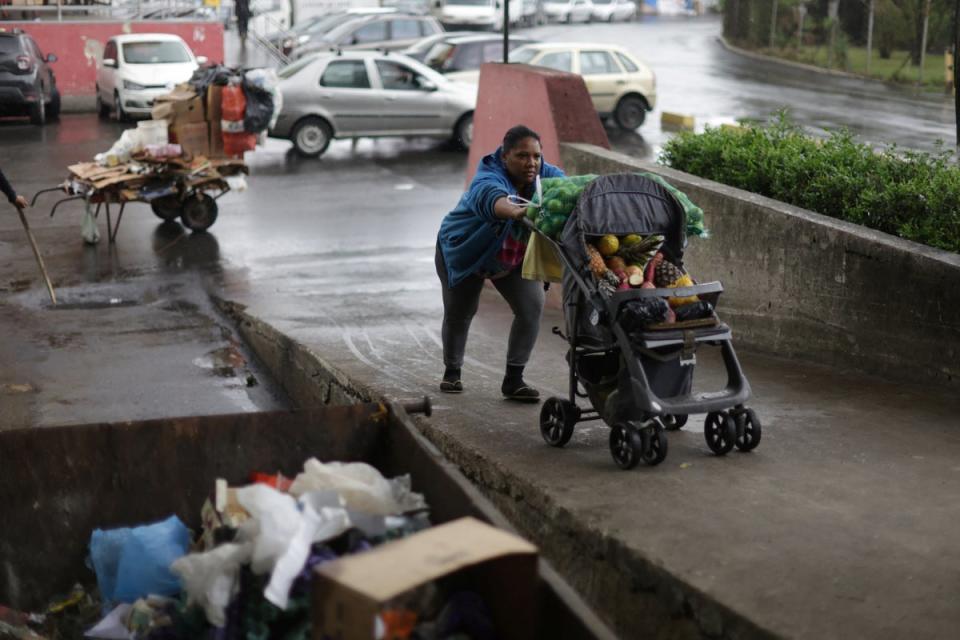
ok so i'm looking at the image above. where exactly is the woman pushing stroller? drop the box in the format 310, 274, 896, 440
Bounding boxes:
435, 125, 564, 401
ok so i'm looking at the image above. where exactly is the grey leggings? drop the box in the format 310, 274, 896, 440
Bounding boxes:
436, 244, 544, 371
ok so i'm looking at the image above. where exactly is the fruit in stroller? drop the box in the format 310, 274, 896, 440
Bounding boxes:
653, 258, 683, 287
586, 244, 608, 278
620, 233, 643, 248
624, 265, 642, 278
605, 256, 626, 272
628, 273, 644, 287
597, 234, 619, 256
618, 235, 663, 266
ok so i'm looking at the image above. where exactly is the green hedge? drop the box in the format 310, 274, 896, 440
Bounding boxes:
659, 114, 960, 254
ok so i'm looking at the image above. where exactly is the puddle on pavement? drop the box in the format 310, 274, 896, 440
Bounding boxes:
193, 344, 247, 378
49, 298, 140, 310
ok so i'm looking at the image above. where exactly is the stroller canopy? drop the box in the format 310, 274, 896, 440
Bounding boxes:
560, 173, 687, 268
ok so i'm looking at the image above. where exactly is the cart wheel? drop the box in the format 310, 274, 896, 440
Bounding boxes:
735, 408, 762, 452
662, 414, 688, 431
609, 423, 642, 470
539, 397, 579, 447
704, 411, 736, 456
150, 195, 182, 221
181, 193, 218, 232
641, 420, 668, 466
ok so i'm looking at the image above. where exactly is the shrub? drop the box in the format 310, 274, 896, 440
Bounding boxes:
659, 113, 960, 254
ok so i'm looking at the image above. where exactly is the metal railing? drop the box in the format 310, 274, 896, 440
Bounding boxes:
247, 11, 291, 66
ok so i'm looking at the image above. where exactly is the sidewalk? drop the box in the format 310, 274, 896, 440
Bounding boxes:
224, 247, 960, 639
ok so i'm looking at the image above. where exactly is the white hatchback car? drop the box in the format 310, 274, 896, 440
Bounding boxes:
591, 0, 636, 22
96, 34, 205, 121
543, 0, 594, 23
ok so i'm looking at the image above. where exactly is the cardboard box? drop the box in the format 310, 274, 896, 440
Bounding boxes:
172, 122, 210, 158
206, 84, 225, 158
152, 89, 205, 125
312, 517, 538, 640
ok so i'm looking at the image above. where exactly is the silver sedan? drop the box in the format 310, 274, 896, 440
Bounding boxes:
270, 50, 477, 158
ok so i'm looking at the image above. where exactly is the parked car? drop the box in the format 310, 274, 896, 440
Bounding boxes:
271, 50, 476, 157
96, 34, 205, 121
0, 28, 59, 125
291, 13, 443, 59
590, 0, 635, 22
399, 30, 474, 62
542, 0, 593, 22
423, 34, 538, 82
510, 42, 655, 129
432, 0, 523, 31
267, 8, 398, 56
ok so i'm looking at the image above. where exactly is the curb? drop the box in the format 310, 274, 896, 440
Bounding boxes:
717, 35, 872, 82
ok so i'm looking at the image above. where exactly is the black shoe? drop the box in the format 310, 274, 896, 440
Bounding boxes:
440, 368, 463, 394
501, 378, 540, 402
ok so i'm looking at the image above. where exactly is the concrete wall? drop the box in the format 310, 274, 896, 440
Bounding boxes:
466, 63, 609, 184
561, 143, 960, 390
3, 21, 224, 97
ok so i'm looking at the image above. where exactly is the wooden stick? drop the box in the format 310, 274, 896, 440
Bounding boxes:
15, 204, 57, 305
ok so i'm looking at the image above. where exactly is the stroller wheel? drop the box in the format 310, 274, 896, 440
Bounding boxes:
641, 420, 669, 466
540, 397, 579, 447
662, 414, 688, 431
609, 423, 642, 470
704, 411, 737, 455
734, 408, 762, 452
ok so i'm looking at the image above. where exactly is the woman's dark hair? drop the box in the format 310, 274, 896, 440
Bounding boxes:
502, 125, 541, 154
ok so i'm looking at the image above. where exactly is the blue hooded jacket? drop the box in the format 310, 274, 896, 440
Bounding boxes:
437, 147, 564, 287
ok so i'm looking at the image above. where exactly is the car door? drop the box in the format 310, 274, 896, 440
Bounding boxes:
99, 39, 118, 99
372, 59, 446, 134
315, 58, 379, 135
578, 49, 623, 112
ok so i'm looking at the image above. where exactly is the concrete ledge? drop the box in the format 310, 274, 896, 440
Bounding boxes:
224, 301, 774, 639
560, 142, 960, 390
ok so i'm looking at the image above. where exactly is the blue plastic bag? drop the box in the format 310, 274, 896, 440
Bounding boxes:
89, 515, 190, 603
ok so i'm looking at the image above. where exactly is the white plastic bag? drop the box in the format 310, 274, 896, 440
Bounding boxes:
171, 542, 252, 628
289, 459, 425, 515
82, 201, 100, 244
235, 484, 301, 575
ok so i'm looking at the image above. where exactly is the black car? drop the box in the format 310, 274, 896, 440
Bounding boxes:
0, 28, 59, 125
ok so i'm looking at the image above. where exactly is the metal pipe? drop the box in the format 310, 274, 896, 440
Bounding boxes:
503, 0, 510, 63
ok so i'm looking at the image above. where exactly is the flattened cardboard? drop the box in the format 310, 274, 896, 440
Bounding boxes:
312, 517, 538, 640
206, 85, 225, 158
172, 122, 210, 158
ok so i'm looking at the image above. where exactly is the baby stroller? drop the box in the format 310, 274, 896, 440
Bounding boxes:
530, 173, 761, 469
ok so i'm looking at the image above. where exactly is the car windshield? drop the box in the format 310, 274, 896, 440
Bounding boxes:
509, 47, 538, 64
122, 41, 191, 64
0, 37, 22, 55
278, 55, 319, 78
446, 0, 491, 5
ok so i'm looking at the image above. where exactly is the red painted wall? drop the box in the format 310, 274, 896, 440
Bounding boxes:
466, 62, 610, 184
3, 21, 224, 96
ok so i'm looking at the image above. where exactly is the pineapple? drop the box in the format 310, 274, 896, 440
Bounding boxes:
654, 259, 684, 288
598, 271, 620, 297
617, 234, 663, 266
586, 244, 608, 278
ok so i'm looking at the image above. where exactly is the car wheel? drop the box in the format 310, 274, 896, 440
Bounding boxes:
291, 117, 332, 157
96, 87, 109, 119
47, 88, 61, 121
29, 95, 45, 126
565, 12, 572, 23
608, 13, 615, 22
614, 95, 647, 130
453, 113, 473, 150
114, 90, 127, 122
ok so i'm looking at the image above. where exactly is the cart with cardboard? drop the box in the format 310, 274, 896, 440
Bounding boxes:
32, 83, 249, 242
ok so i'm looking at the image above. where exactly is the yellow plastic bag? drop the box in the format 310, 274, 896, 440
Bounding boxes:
522, 233, 563, 283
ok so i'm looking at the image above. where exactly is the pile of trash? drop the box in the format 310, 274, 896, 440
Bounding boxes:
3, 459, 480, 640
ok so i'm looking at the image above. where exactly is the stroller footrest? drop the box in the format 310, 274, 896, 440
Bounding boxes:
657, 388, 749, 415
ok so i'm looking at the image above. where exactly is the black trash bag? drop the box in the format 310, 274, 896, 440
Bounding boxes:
188, 64, 234, 95
674, 300, 714, 322
242, 81, 273, 134
618, 297, 669, 332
